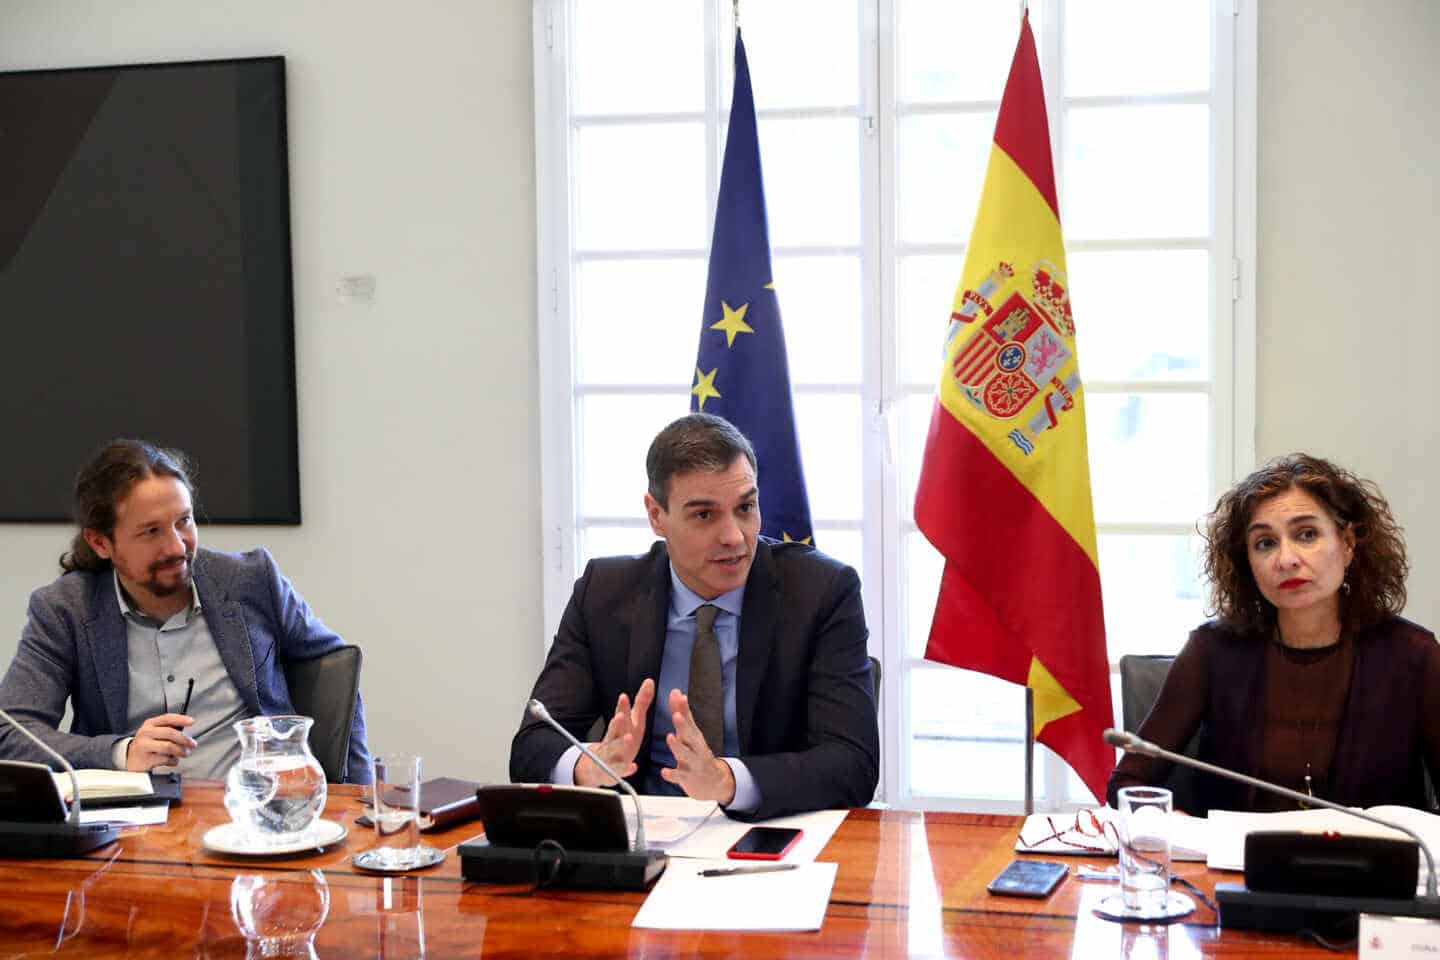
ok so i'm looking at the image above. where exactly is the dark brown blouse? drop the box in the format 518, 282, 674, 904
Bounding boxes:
1107, 617, 1440, 812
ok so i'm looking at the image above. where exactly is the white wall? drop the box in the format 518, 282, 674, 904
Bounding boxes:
1256, 0, 1440, 631
0, 0, 541, 781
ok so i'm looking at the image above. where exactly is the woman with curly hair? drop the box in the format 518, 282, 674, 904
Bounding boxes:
1106, 453, 1439, 813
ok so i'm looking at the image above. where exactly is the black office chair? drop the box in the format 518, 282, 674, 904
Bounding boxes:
1117, 654, 1204, 815
868, 656, 881, 714
286, 645, 362, 784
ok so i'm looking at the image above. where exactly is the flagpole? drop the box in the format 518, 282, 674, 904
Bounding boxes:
1024, 689, 1035, 815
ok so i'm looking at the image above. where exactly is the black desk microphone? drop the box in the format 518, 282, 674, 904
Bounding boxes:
0, 707, 118, 857
527, 698, 650, 852
1104, 727, 1440, 932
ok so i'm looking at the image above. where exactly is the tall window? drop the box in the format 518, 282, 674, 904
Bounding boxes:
534, 0, 1255, 812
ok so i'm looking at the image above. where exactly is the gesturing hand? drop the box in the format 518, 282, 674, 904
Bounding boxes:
574, 679, 656, 787
126, 713, 196, 771
660, 689, 736, 805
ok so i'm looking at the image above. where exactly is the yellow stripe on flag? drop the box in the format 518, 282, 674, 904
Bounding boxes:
1026, 655, 1083, 737
936, 144, 1099, 569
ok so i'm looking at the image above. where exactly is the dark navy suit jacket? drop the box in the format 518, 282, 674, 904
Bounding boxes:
0, 548, 371, 783
510, 539, 879, 820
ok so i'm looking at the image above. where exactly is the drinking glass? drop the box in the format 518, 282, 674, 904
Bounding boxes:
353, 754, 444, 873
1116, 785, 1172, 914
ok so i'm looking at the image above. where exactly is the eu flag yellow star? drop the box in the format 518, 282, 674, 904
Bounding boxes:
781, 531, 813, 545
691, 366, 721, 411
709, 300, 755, 349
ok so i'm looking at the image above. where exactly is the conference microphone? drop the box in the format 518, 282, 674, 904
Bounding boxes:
0, 707, 118, 857
1104, 727, 1440, 932
526, 698, 650, 853
457, 699, 668, 891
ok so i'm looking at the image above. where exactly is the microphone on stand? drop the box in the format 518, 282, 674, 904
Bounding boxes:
526, 698, 650, 853
1104, 727, 1440, 931
0, 707, 118, 857
457, 699, 668, 890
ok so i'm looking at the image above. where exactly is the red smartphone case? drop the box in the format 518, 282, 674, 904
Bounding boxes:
726, 828, 804, 860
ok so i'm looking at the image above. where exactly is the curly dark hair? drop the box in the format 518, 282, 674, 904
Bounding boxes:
60, 439, 196, 574
1201, 453, 1407, 635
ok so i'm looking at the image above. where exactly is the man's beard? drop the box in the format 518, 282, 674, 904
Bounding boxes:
143, 554, 193, 597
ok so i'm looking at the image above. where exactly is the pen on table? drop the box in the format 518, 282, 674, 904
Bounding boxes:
179, 678, 195, 716
698, 864, 800, 878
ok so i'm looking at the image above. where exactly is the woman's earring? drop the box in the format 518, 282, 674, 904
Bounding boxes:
1341, 580, 1352, 596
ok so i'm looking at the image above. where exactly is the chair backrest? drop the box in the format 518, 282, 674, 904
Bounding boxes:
1117, 654, 1204, 815
285, 645, 362, 784
868, 656, 881, 714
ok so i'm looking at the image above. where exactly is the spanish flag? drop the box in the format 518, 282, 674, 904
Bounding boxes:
914, 13, 1113, 801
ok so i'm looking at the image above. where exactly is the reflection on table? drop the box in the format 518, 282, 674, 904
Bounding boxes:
0, 783, 1350, 957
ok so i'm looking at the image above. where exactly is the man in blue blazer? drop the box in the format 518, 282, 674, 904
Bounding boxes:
510, 414, 878, 820
0, 440, 370, 783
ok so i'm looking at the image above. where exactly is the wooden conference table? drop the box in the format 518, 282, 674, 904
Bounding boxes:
0, 783, 1342, 958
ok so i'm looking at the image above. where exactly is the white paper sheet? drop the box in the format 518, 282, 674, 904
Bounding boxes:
1206, 806, 1434, 872
664, 807, 848, 862
79, 802, 169, 826
632, 857, 837, 931
625, 796, 721, 846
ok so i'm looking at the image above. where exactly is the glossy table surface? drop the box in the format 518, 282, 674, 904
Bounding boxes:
0, 783, 1340, 958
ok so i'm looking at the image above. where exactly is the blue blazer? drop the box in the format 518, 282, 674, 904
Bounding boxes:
0, 547, 371, 783
510, 538, 879, 820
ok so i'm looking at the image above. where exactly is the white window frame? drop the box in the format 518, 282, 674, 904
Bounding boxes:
533, 0, 1257, 813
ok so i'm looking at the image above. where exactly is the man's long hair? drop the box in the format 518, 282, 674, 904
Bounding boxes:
60, 439, 197, 574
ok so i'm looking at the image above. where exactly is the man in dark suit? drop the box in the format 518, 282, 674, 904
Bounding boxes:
510, 414, 878, 820
0, 439, 370, 782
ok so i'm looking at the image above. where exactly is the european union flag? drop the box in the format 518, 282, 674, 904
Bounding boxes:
690, 29, 814, 546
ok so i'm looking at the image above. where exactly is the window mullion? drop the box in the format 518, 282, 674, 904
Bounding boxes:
537, 0, 579, 651
866, 0, 903, 808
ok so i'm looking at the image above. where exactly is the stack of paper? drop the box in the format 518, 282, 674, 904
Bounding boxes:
625, 795, 721, 848
632, 858, 837, 931
664, 807, 849, 862
1207, 805, 1440, 872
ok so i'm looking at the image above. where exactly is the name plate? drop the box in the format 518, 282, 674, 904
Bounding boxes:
1360, 914, 1440, 958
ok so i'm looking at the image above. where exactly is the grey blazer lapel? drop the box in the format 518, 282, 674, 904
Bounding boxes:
736, 542, 778, 751
195, 566, 261, 715
84, 574, 131, 733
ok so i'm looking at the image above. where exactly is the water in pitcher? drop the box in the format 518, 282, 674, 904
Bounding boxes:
226, 754, 327, 839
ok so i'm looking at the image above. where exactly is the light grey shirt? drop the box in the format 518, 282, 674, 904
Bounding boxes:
110, 574, 248, 778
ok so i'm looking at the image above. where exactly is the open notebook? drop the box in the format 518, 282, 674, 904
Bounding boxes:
51, 770, 154, 804
1015, 807, 1209, 861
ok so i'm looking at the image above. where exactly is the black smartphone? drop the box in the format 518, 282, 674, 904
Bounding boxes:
987, 859, 1068, 898
726, 826, 804, 860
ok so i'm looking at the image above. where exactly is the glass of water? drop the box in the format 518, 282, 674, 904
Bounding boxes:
353, 754, 445, 873
1116, 785, 1172, 915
